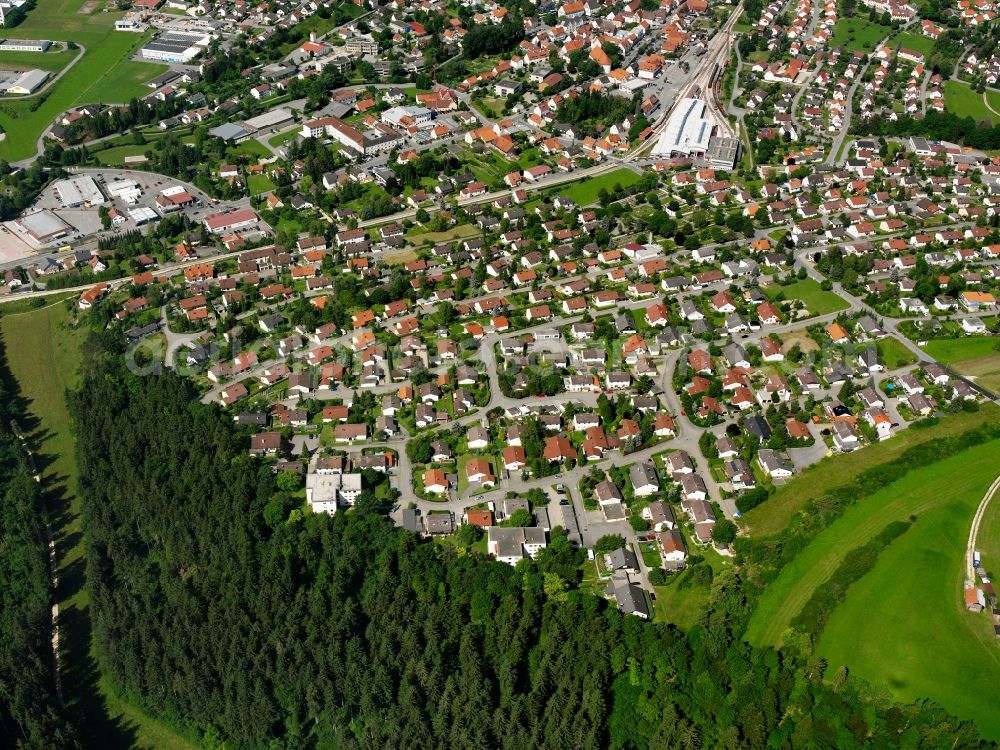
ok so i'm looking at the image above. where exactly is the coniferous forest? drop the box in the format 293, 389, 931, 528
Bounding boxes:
0, 344, 80, 749
59, 340, 994, 750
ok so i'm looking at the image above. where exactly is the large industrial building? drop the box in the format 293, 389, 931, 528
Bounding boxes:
705, 135, 741, 170
15, 211, 72, 244
5, 68, 48, 94
651, 97, 716, 159
140, 30, 210, 63
0, 38, 52, 52
53, 175, 105, 208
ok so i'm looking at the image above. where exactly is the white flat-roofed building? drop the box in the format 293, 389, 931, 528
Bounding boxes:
53, 175, 105, 207
106, 179, 142, 204
6, 68, 49, 94
487, 526, 547, 565
651, 97, 715, 158
306, 472, 339, 514
140, 30, 210, 63
0, 38, 52, 52
128, 206, 158, 225
381, 105, 433, 129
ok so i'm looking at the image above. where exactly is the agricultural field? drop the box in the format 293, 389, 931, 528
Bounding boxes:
827, 18, 891, 52
815, 441, 1000, 741
556, 167, 643, 206
0, 0, 156, 161
741, 403, 1000, 536
944, 80, 998, 124
923, 336, 1000, 393
764, 278, 849, 317
0, 298, 199, 750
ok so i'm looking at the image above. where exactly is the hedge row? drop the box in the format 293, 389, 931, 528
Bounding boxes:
736, 422, 1000, 580
790, 520, 912, 639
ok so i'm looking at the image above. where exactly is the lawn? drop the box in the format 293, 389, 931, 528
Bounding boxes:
653, 573, 710, 629
653, 534, 731, 628
744, 437, 999, 641
406, 224, 480, 243
247, 173, 277, 196
267, 127, 300, 147
987, 90, 1000, 118
0, 0, 153, 161
828, 18, 891, 52
764, 278, 849, 317
0, 298, 199, 750
944, 80, 998, 124
230, 139, 273, 159
893, 31, 936, 58
922, 336, 1000, 364
76, 58, 167, 104
92, 143, 151, 166
557, 168, 643, 206
0, 46, 76, 72
742, 403, 1000, 536
382, 249, 419, 265
815, 440, 1000, 741
924, 336, 1000, 393
875, 337, 917, 369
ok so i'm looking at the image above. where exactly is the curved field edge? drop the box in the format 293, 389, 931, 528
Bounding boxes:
740, 404, 1000, 536
817, 457, 1000, 741
744, 439, 1000, 648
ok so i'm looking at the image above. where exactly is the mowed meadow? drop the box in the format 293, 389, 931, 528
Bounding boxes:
745, 437, 1000, 740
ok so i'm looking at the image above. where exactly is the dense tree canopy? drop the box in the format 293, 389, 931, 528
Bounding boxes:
69, 344, 992, 749
0, 343, 80, 749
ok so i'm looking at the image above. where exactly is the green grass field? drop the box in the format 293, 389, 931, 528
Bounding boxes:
230, 139, 272, 159
742, 403, 1000, 536
944, 80, 998, 124
876, 337, 917, 369
76, 59, 167, 104
922, 336, 1000, 364
764, 278, 849, 317
893, 31, 936, 58
247, 173, 277, 195
557, 168, 643, 206
923, 336, 1000, 393
977, 487, 1000, 582
0, 299, 198, 750
815, 441, 1000, 741
745, 438, 1000, 663
92, 143, 151, 166
987, 90, 1000, 118
0, 0, 156, 161
828, 18, 891, 52
267, 127, 300, 147
0, 47, 76, 72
